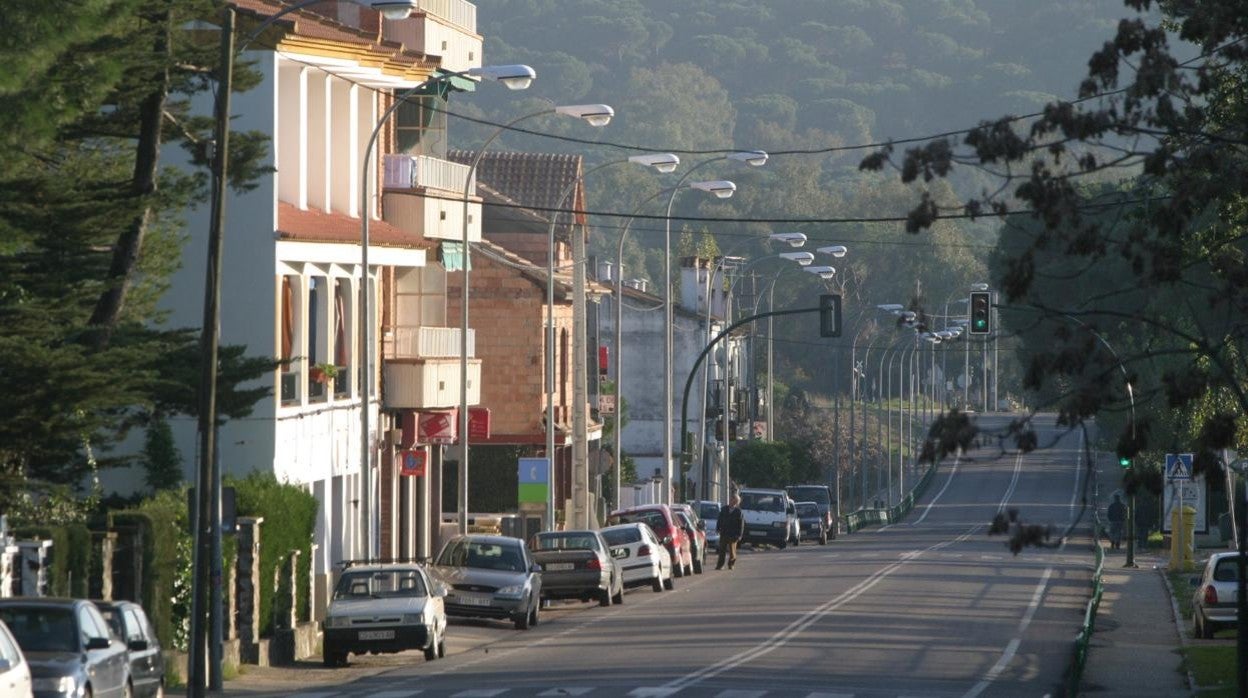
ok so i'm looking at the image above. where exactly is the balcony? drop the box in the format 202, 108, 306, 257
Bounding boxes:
382, 155, 481, 242
382, 326, 481, 409
382, 0, 481, 73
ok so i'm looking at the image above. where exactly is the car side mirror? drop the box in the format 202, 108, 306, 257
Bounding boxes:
128, 639, 149, 652
531, 563, 542, 574
86, 637, 112, 651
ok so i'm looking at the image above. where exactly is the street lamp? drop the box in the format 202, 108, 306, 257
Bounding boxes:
191, 3, 428, 694
662, 151, 765, 504
457, 103, 614, 535
818, 245, 849, 258
543, 152, 677, 532
358, 66, 537, 561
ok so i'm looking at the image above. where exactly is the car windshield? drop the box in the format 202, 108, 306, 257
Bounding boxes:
694, 502, 719, 520
534, 533, 599, 551
437, 540, 525, 572
740, 492, 784, 512
787, 486, 831, 507
0, 606, 78, 653
601, 527, 642, 546
796, 503, 820, 517
333, 569, 428, 600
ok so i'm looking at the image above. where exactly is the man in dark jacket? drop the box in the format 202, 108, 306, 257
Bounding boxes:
716, 493, 745, 570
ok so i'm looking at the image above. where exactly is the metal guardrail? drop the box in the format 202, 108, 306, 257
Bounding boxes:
841, 461, 938, 533
1066, 497, 1106, 696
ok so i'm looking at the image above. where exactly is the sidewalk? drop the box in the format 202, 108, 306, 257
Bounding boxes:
1079, 549, 1191, 696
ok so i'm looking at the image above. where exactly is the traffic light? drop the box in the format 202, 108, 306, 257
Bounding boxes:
969, 291, 991, 335
1118, 455, 1132, 469
819, 294, 842, 337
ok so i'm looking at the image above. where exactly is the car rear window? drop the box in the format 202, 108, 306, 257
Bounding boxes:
438, 539, 525, 571
534, 533, 599, 551
695, 502, 719, 520
796, 503, 820, 517
787, 486, 832, 507
609, 511, 668, 533
1214, 559, 1240, 583
601, 527, 642, 546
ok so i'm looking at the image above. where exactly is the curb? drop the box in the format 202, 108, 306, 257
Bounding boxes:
1157, 561, 1198, 694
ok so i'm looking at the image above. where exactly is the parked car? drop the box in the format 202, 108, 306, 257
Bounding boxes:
530, 530, 624, 606
670, 505, 707, 574
0, 597, 129, 698
786, 484, 837, 540
738, 488, 795, 548
430, 534, 542, 630
94, 600, 164, 697
321, 561, 447, 666
600, 523, 674, 592
1192, 551, 1243, 638
0, 618, 32, 698
606, 504, 694, 577
689, 500, 721, 551
794, 501, 830, 545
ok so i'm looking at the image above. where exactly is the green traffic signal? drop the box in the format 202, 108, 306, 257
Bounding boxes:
1118, 456, 1131, 468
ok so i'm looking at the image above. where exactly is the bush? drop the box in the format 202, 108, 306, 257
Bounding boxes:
111, 488, 190, 651
228, 472, 317, 636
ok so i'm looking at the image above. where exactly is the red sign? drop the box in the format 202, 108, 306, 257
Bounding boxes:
418, 410, 457, 444
468, 407, 491, 441
400, 448, 427, 477
598, 345, 610, 375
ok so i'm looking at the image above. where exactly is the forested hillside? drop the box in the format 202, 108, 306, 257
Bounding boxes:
453, 0, 1138, 395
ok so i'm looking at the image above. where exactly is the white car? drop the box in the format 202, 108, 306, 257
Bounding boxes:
322, 562, 447, 666
601, 523, 674, 592
739, 487, 796, 548
0, 619, 32, 698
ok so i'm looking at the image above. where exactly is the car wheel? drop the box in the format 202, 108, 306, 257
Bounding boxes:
514, 605, 532, 630
673, 560, 684, 578
599, 586, 613, 607
613, 582, 624, 605
424, 637, 439, 660
322, 644, 343, 667
693, 549, 704, 574
652, 574, 664, 592
1197, 611, 1213, 639
778, 539, 787, 550
530, 602, 540, 627
438, 635, 447, 658
664, 573, 675, 590
819, 532, 828, 545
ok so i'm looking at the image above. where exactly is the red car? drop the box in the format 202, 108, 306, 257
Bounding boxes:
606, 504, 695, 577
670, 504, 708, 574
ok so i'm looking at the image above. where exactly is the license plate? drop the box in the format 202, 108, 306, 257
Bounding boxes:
456, 593, 493, 606
545, 562, 575, 571
358, 630, 395, 641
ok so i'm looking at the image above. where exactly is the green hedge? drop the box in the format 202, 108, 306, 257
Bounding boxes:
12, 523, 91, 598
111, 489, 189, 651
228, 472, 317, 636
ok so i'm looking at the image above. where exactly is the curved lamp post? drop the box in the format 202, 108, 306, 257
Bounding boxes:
662, 151, 765, 503
542, 152, 678, 531
357, 64, 536, 562
610, 182, 733, 510
190, 3, 429, 694
457, 103, 614, 535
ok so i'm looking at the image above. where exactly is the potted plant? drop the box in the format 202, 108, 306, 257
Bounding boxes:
309, 362, 339, 385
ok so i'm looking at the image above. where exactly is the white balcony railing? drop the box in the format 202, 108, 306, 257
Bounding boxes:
383, 155, 474, 195
389, 325, 474, 359
417, 0, 476, 32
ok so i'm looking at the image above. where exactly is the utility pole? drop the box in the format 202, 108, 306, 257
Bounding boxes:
572, 222, 590, 527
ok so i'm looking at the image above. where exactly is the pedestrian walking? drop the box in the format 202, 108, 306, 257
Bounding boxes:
716, 493, 745, 570
1106, 493, 1127, 550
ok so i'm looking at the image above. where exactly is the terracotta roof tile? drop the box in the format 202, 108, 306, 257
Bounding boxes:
448, 151, 584, 227
277, 202, 436, 249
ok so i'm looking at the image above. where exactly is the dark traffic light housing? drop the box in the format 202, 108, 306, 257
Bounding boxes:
819, 294, 842, 338
969, 291, 991, 335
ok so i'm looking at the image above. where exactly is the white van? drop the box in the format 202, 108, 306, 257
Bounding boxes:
738, 488, 795, 548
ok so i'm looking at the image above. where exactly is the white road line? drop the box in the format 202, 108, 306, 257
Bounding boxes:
537, 689, 594, 696
912, 451, 962, 525
715, 690, 766, 698
368, 692, 422, 698
451, 690, 506, 698
628, 689, 680, 697
805, 693, 854, 698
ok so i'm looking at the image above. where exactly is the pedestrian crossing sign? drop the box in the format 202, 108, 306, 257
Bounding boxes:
1165, 453, 1193, 481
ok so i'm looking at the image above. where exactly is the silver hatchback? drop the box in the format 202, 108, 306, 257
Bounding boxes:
1192, 551, 1242, 638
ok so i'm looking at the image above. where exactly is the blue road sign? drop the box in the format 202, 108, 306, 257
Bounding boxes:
518, 457, 549, 484
1165, 453, 1193, 481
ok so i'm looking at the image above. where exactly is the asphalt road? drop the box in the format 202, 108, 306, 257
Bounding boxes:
231, 414, 1096, 698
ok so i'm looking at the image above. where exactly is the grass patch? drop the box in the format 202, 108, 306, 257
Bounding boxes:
1168, 570, 1197, 621
1181, 644, 1236, 696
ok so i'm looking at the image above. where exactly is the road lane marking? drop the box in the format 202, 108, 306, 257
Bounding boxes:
805, 693, 854, 698
628, 689, 680, 697
911, 451, 962, 525
658, 528, 978, 692
368, 692, 423, 698
537, 689, 594, 696
451, 690, 506, 698
714, 691, 766, 698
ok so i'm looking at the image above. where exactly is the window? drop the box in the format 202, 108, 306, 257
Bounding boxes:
333, 279, 351, 396
280, 276, 299, 403
394, 94, 448, 157
78, 606, 110, 647
123, 609, 145, 643
308, 275, 329, 400
0, 624, 20, 667
0, 607, 76, 653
